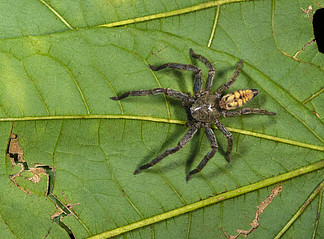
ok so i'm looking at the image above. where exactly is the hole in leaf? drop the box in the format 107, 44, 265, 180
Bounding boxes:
313, 8, 324, 53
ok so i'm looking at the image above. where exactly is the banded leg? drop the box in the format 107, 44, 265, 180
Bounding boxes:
148, 63, 203, 94
215, 119, 232, 162
223, 108, 276, 117
134, 122, 202, 175
215, 59, 243, 100
186, 124, 218, 181
190, 48, 215, 90
110, 88, 191, 102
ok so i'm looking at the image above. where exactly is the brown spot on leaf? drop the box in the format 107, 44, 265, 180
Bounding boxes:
6, 123, 79, 239
222, 184, 283, 239
313, 111, 320, 118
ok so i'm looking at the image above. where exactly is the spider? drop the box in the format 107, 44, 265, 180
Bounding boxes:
111, 49, 276, 181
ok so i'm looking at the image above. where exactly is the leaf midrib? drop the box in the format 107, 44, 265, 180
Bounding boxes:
2, 114, 323, 152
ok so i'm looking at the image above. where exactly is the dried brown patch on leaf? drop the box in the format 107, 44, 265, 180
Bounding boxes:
50, 191, 80, 220
6, 123, 55, 195
7, 123, 31, 195
293, 39, 316, 61
47, 191, 80, 239
6, 124, 24, 164
313, 111, 321, 119
222, 184, 283, 239
6, 123, 80, 238
293, 4, 323, 60
46, 189, 80, 239
301, 5, 314, 21
27, 165, 47, 183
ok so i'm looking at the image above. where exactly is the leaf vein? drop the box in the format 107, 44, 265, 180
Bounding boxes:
87, 161, 324, 239
99, 145, 145, 219
22, 61, 50, 115
39, 0, 74, 30
207, 5, 220, 47
98, 0, 249, 28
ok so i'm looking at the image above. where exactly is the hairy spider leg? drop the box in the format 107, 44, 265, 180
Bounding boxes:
189, 48, 215, 91
215, 59, 243, 100
215, 119, 233, 162
148, 63, 203, 94
223, 108, 276, 117
110, 88, 191, 102
134, 122, 202, 175
186, 123, 218, 181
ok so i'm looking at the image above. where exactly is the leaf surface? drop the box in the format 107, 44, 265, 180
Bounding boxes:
0, 0, 323, 239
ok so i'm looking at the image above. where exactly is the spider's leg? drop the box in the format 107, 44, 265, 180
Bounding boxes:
186, 124, 218, 181
215, 119, 232, 162
148, 63, 202, 94
215, 60, 243, 100
223, 108, 276, 117
184, 105, 196, 127
134, 122, 202, 175
190, 49, 215, 91
110, 88, 191, 103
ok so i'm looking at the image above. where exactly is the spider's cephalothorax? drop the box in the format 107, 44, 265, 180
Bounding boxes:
111, 49, 276, 181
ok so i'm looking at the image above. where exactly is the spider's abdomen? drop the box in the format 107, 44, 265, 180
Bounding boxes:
190, 95, 221, 122
219, 89, 258, 110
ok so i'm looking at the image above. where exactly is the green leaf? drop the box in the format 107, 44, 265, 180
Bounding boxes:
0, 0, 323, 239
